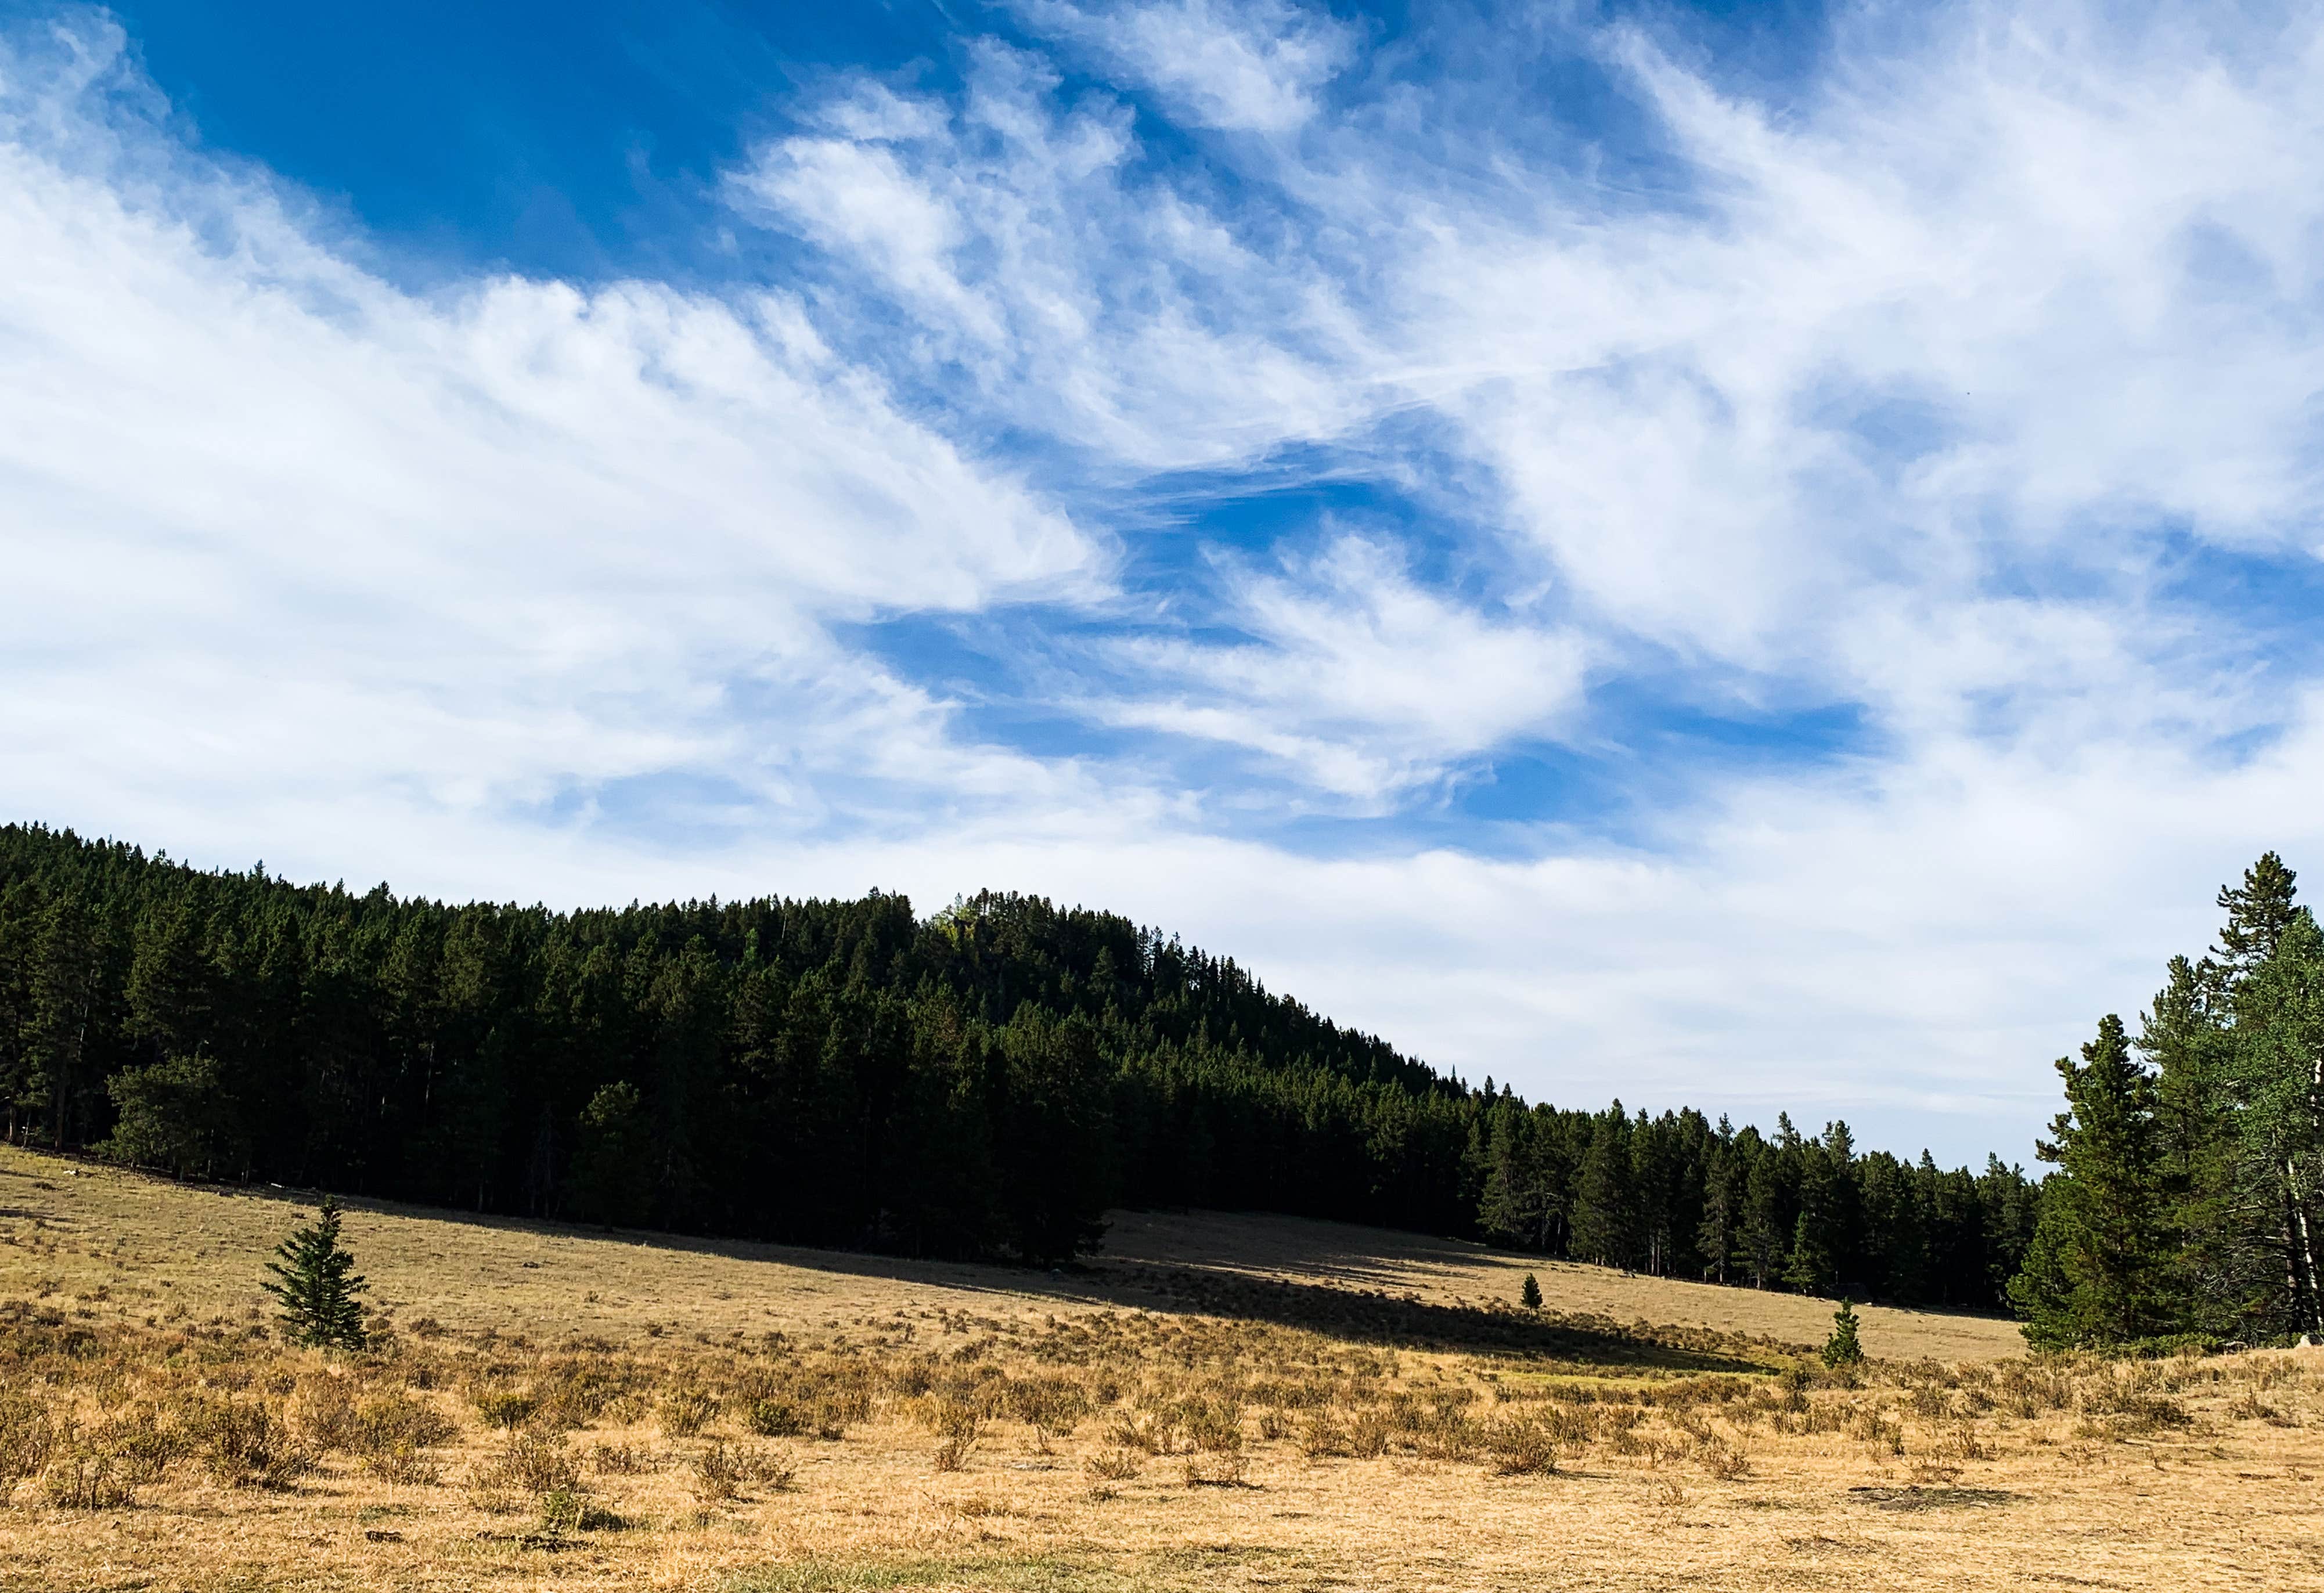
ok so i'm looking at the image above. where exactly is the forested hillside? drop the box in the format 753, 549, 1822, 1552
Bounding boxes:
0, 823, 2033, 1306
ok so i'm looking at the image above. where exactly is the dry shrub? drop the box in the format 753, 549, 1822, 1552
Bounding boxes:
1183, 1451, 1251, 1487
1299, 1416, 1348, 1459
1487, 1414, 1559, 1475
1848, 1409, 1905, 1457
2227, 1391, 2297, 1427
289, 1375, 358, 1450
1347, 1410, 1392, 1459
590, 1440, 655, 1475
535, 1358, 641, 1430
94, 1404, 187, 1483
41, 1448, 134, 1509
365, 1443, 445, 1487
1777, 1368, 1811, 1413
690, 1440, 790, 1500
2079, 1366, 2191, 1436
473, 1391, 537, 1432
1183, 1399, 1245, 1454
484, 1431, 581, 1495
1908, 1383, 1954, 1421
350, 1391, 457, 1455
1417, 1407, 1480, 1462
0, 1393, 56, 1495
1107, 1410, 1179, 1455
1697, 1437, 1750, 1480
1006, 1375, 1091, 1439
734, 1443, 797, 1491
1931, 1419, 1989, 1462
1995, 1360, 2076, 1418
745, 1397, 806, 1438
1543, 1404, 1597, 1446
658, 1387, 720, 1439
186, 1397, 311, 1489
931, 1396, 982, 1472
1085, 1447, 1141, 1481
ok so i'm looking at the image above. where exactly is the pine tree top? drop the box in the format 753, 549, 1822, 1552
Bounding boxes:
2213, 852, 2300, 978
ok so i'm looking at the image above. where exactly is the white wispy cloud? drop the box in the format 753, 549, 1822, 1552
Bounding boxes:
0, 16, 1105, 852
1008, 0, 1360, 132
727, 42, 1374, 472
15, 2, 2324, 1159
1101, 536, 1589, 800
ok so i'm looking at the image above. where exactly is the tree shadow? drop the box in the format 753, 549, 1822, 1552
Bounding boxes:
1078, 1257, 1777, 1372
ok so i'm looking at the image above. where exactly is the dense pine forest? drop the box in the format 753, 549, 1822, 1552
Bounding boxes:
0, 821, 2055, 1313
2014, 853, 2324, 1346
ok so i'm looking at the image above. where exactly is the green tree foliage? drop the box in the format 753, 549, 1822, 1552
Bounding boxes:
2221, 914, 2324, 1335
2009, 852, 2324, 1345
261, 1196, 368, 1349
2009, 1015, 2173, 1349
568, 1081, 653, 1228
99, 1051, 247, 1179
1822, 1299, 1864, 1368
0, 823, 2031, 1301
1519, 1271, 1542, 1309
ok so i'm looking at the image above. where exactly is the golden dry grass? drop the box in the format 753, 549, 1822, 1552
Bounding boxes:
1, 1145, 2318, 1592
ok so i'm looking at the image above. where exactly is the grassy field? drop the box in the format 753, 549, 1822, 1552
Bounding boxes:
1, 1146, 2318, 1591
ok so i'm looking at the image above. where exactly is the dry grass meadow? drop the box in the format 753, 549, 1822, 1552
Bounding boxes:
1, 1145, 2318, 1591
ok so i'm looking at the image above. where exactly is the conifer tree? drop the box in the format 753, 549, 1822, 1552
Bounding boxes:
1568, 1107, 1635, 1266
1822, 1299, 1864, 1368
261, 1196, 369, 1349
2222, 913, 2324, 1336
570, 1080, 653, 1228
2213, 852, 2301, 987
2009, 1015, 2174, 1347
1520, 1271, 1543, 1309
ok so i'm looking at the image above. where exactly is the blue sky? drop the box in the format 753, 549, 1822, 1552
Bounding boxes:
7, 1, 2324, 1165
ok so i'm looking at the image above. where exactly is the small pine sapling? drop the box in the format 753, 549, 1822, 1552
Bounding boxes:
1822, 1298, 1864, 1369
261, 1196, 369, 1349
1519, 1271, 1543, 1310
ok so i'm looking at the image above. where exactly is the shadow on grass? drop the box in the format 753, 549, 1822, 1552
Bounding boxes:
0, 1145, 1786, 1371
1090, 1260, 1778, 1372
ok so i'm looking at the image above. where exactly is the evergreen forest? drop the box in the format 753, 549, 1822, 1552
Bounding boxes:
2012, 852, 2324, 1346
4, 821, 2313, 1343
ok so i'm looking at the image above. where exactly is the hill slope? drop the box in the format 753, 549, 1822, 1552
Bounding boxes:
0, 821, 2037, 1313
0, 1145, 2022, 1361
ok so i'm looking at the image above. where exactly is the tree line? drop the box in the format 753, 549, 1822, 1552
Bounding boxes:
2013, 852, 2324, 1346
0, 822, 2033, 1306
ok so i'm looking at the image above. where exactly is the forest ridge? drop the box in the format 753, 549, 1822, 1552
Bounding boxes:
0, 821, 2042, 1314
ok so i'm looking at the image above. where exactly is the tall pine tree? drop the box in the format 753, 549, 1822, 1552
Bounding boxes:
2010, 1015, 2175, 1347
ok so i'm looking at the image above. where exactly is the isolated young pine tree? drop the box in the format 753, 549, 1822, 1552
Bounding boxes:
1822, 1299, 1864, 1368
1520, 1271, 1543, 1309
2009, 1015, 2174, 1347
261, 1196, 369, 1349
